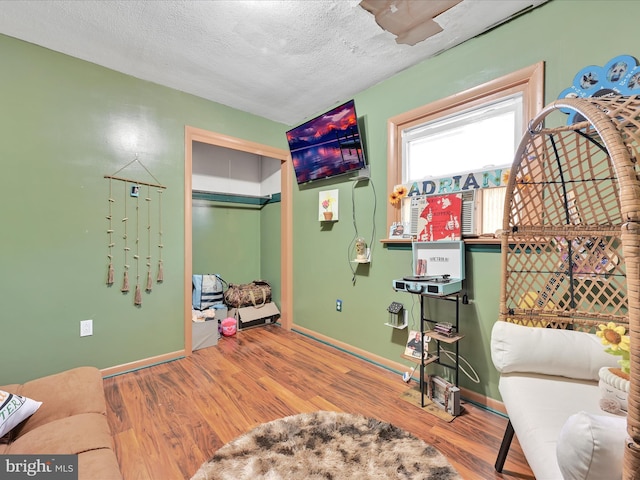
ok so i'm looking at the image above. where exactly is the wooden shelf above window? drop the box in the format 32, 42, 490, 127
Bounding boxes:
380, 238, 412, 244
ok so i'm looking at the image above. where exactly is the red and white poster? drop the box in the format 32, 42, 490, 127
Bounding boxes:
416, 194, 462, 241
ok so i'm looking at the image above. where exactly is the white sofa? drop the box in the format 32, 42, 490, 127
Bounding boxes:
491, 321, 628, 480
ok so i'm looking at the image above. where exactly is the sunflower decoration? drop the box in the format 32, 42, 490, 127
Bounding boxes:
501, 169, 511, 186
389, 184, 408, 206
515, 162, 533, 190
597, 322, 630, 374
515, 173, 533, 189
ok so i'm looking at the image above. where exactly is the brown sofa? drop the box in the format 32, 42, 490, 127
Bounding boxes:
0, 366, 123, 480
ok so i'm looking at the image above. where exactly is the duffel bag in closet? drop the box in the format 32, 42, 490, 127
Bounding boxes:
224, 280, 271, 308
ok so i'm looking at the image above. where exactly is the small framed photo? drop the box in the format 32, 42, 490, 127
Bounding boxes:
389, 222, 409, 239
130, 185, 140, 197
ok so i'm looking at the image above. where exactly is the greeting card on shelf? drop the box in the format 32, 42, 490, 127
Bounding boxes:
389, 222, 410, 239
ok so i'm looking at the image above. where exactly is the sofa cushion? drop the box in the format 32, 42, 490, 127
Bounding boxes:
5, 366, 107, 437
78, 449, 123, 480
499, 373, 611, 480
491, 321, 618, 380
556, 411, 626, 480
0, 390, 42, 438
6, 413, 114, 455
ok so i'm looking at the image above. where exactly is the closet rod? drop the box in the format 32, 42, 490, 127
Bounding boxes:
192, 190, 272, 200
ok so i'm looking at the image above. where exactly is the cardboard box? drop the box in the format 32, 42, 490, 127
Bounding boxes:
192, 319, 219, 350
229, 302, 280, 330
213, 304, 228, 321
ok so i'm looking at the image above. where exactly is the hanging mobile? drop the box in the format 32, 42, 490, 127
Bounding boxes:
104, 155, 167, 305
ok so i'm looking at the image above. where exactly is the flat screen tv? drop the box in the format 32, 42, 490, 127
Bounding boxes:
286, 99, 366, 185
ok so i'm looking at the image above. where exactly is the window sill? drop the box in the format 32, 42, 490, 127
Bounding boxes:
380, 236, 501, 246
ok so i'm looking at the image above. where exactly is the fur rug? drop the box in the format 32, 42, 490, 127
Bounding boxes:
191, 411, 462, 479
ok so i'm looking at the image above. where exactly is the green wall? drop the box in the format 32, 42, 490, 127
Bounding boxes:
192, 201, 262, 283
191, 197, 282, 303
3, 0, 637, 406
0, 33, 286, 384
289, 0, 640, 402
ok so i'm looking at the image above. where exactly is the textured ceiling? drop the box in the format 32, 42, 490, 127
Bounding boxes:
0, 0, 547, 126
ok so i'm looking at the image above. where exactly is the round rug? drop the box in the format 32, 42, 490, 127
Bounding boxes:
191, 410, 462, 479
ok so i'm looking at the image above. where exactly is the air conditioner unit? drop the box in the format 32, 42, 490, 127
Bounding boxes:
409, 191, 476, 238
409, 195, 428, 237
460, 190, 476, 237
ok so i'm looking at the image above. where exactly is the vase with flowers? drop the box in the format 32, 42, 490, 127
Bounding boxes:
597, 322, 630, 414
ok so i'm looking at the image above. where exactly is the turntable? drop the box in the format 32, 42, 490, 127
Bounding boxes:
392, 275, 463, 296
402, 274, 452, 283
392, 241, 464, 296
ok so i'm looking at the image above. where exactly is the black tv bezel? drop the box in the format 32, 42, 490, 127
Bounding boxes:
286, 99, 367, 185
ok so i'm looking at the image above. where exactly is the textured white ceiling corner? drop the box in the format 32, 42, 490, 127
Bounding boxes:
0, 0, 547, 126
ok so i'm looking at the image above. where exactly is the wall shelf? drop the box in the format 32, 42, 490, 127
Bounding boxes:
380, 237, 500, 245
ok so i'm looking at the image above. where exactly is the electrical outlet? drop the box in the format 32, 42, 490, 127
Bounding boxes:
80, 319, 93, 337
336, 299, 342, 312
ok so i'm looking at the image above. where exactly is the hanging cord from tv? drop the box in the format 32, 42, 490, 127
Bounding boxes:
348, 177, 377, 285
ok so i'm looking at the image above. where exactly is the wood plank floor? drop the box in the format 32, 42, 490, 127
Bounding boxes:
104, 325, 534, 479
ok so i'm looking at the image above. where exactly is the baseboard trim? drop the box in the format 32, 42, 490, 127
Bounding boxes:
292, 325, 407, 374
460, 388, 507, 416
101, 350, 186, 378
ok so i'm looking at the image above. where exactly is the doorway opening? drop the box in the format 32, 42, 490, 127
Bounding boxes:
184, 126, 293, 353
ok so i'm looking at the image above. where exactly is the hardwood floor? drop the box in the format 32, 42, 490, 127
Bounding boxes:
104, 325, 534, 480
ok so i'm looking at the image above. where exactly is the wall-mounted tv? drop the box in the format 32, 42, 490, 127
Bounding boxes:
286, 99, 366, 185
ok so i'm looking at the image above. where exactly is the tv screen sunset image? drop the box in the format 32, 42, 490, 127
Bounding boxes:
287, 100, 365, 184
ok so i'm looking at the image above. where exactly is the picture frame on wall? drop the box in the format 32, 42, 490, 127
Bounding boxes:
319, 189, 339, 222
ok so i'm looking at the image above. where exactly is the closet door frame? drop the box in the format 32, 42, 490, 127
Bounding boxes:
184, 126, 293, 353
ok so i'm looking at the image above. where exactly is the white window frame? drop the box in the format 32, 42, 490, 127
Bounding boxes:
386, 62, 544, 241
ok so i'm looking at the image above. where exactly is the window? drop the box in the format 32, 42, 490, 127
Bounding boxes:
401, 95, 522, 235
402, 95, 522, 182
386, 62, 544, 240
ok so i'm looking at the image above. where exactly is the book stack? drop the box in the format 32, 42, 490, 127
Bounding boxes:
434, 322, 455, 337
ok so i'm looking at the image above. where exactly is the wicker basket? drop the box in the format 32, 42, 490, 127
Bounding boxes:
499, 95, 640, 478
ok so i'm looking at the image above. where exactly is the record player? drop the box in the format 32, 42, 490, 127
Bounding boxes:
392, 241, 464, 296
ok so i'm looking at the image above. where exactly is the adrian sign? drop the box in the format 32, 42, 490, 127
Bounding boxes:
405, 167, 511, 197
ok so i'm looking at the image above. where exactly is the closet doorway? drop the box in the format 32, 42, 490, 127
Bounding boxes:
184, 126, 293, 354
